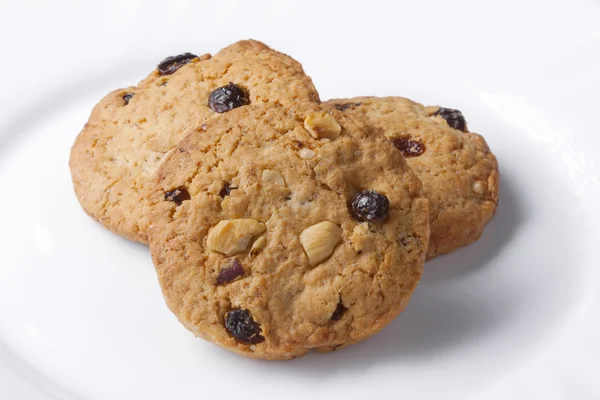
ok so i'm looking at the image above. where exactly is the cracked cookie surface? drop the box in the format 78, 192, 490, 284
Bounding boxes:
147, 105, 429, 360
69, 40, 320, 243
323, 97, 499, 259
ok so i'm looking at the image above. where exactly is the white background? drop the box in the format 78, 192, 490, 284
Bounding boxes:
0, 1, 599, 399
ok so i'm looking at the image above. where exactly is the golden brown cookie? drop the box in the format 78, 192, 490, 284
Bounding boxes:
323, 97, 499, 259
147, 105, 429, 360
69, 40, 320, 243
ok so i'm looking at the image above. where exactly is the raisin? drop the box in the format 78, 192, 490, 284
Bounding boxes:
164, 187, 191, 205
333, 102, 362, 111
225, 309, 264, 344
392, 136, 425, 158
219, 183, 237, 198
330, 301, 347, 321
157, 53, 198, 76
122, 93, 134, 105
351, 190, 389, 222
216, 258, 244, 285
208, 83, 249, 113
434, 107, 467, 132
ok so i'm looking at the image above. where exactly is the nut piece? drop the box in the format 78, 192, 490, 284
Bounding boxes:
472, 180, 487, 194
262, 169, 285, 186
299, 221, 343, 267
250, 236, 267, 257
207, 219, 266, 256
304, 112, 342, 140
299, 148, 316, 159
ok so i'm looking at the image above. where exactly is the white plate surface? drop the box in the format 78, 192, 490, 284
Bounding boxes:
1, 1, 599, 399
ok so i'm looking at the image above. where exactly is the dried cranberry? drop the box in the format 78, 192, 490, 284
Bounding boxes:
331, 301, 347, 321
217, 259, 244, 285
351, 190, 389, 222
164, 187, 191, 205
219, 183, 237, 198
392, 137, 425, 158
225, 309, 264, 344
208, 83, 249, 113
434, 107, 467, 132
122, 93, 134, 105
333, 102, 362, 111
157, 53, 198, 76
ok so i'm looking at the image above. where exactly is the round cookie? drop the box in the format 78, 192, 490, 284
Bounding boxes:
69, 40, 320, 243
147, 105, 429, 360
323, 97, 499, 259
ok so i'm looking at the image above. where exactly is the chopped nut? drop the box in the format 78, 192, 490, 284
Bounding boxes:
207, 219, 266, 256
472, 180, 487, 194
250, 236, 267, 257
304, 112, 342, 140
299, 148, 316, 159
299, 221, 343, 267
262, 169, 285, 186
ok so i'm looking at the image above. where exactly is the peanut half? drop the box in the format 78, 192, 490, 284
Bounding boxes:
299, 221, 343, 267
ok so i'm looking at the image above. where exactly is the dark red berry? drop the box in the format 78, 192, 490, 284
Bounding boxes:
122, 93, 134, 105
217, 259, 244, 285
333, 102, 362, 111
208, 83, 249, 113
351, 190, 389, 222
434, 107, 467, 132
392, 136, 425, 158
225, 309, 264, 344
157, 53, 198, 76
219, 183, 237, 198
330, 301, 347, 321
164, 187, 191, 205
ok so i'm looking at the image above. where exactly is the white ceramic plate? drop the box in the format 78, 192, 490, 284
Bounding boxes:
1, 1, 599, 398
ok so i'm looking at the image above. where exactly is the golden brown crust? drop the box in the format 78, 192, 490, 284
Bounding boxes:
69, 40, 320, 243
147, 104, 429, 360
323, 97, 499, 258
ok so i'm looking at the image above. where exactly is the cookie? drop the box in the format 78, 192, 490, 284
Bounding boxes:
69, 40, 320, 243
147, 105, 429, 360
323, 97, 499, 259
